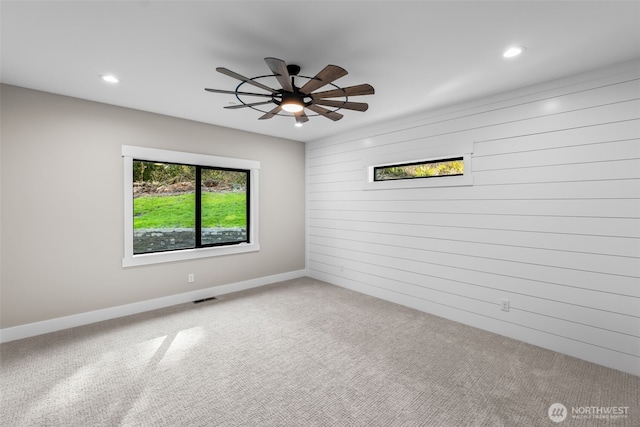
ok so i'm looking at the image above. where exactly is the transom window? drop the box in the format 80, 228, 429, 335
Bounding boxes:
374, 157, 464, 181
365, 152, 473, 190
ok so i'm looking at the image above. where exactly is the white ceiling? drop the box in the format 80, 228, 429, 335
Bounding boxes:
2, 1, 639, 143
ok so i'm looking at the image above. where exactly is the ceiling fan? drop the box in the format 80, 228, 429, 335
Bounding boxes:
205, 57, 374, 125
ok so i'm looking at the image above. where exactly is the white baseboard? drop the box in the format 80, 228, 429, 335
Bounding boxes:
0, 269, 307, 343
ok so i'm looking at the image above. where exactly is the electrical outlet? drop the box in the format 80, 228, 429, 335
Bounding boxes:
501, 299, 510, 312
188, 273, 195, 283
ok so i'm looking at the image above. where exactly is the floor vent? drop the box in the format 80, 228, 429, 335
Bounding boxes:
193, 296, 217, 304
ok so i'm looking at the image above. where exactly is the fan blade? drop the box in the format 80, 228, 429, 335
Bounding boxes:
299, 65, 348, 95
264, 57, 293, 92
311, 84, 375, 99
205, 88, 273, 98
258, 106, 282, 120
294, 110, 309, 124
224, 101, 274, 109
312, 99, 368, 112
216, 67, 278, 93
306, 104, 343, 121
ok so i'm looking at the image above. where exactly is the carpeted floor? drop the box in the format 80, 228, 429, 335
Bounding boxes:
1, 277, 638, 426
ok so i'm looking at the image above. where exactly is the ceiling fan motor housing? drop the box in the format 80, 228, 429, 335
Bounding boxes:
277, 87, 311, 108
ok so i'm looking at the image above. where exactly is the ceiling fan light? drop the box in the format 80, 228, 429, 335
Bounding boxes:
281, 102, 304, 113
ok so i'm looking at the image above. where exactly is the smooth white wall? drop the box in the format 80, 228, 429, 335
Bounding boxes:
306, 60, 640, 376
0, 85, 305, 329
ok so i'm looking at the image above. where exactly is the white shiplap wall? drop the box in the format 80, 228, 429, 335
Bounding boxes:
306, 60, 640, 376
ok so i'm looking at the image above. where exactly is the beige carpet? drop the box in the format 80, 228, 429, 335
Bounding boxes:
1, 277, 637, 426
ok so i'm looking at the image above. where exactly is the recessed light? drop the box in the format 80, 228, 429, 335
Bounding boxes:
294, 122, 303, 128
503, 46, 525, 58
100, 74, 119, 83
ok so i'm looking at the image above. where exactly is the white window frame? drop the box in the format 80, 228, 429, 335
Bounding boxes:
364, 152, 473, 190
122, 145, 260, 267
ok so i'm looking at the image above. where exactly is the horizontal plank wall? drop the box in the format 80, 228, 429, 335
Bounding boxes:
306, 60, 640, 376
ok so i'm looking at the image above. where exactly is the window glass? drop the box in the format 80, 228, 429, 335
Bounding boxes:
374, 157, 464, 181
133, 161, 196, 254
132, 160, 248, 255
200, 168, 248, 246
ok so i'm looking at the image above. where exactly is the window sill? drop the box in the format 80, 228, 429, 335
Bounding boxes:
122, 243, 260, 268
363, 174, 473, 190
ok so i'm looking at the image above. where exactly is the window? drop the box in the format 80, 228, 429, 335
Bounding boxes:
364, 152, 473, 190
133, 161, 249, 254
374, 157, 464, 181
123, 146, 259, 267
